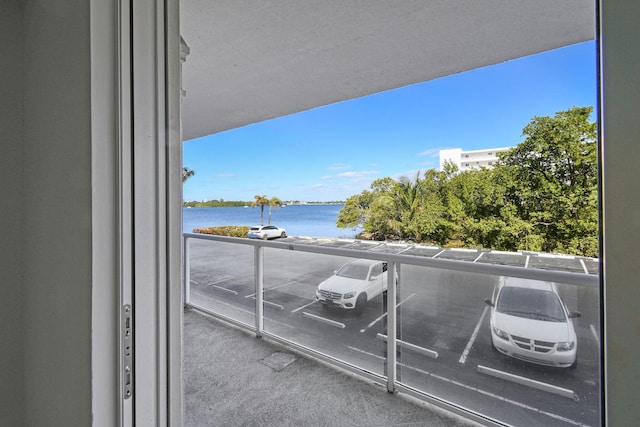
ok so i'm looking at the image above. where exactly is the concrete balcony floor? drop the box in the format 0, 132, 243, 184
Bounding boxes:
184, 308, 481, 427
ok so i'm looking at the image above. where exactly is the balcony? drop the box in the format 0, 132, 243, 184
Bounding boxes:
183, 233, 600, 426
183, 308, 478, 426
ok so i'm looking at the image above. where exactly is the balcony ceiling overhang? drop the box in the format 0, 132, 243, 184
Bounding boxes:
181, 0, 594, 141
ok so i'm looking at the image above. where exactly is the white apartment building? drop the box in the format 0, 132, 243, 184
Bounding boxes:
439, 147, 513, 171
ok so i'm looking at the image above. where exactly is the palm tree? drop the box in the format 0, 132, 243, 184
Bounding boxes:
251, 195, 269, 224
267, 197, 283, 224
384, 171, 422, 239
182, 167, 195, 183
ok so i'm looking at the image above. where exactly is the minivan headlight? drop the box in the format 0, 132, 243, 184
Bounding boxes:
492, 326, 509, 341
557, 341, 575, 351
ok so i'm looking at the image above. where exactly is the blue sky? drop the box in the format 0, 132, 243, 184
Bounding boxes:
183, 41, 596, 202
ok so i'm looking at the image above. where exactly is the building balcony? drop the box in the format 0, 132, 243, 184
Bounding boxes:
184, 233, 600, 426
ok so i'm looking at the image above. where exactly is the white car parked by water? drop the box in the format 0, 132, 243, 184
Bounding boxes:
247, 225, 287, 240
316, 259, 388, 315
484, 277, 580, 368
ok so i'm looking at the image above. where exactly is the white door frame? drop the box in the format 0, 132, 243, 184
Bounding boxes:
111, 0, 182, 425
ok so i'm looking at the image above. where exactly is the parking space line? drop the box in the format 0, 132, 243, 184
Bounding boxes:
301, 312, 346, 329
473, 252, 485, 262
244, 280, 300, 298
432, 249, 446, 258
359, 293, 416, 333
416, 245, 439, 250
490, 250, 523, 255
262, 300, 284, 310
205, 276, 234, 286
247, 296, 284, 310
477, 365, 576, 399
291, 300, 319, 313
211, 285, 238, 295
376, 333, 438, 359
579, 259, 589, 274
399, 364, 587, 426
347, 346, 385, 360
590, 324, 600, 347
190, 291, 255, 317
524, 255, 530, 268
458, 305, 488, 364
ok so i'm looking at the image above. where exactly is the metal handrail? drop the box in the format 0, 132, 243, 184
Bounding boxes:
183, 233, 598, 288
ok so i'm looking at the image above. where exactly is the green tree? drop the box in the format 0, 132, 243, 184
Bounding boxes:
267, 197, 283, 224
182, 167, 195, 183
497, 106, 597, 256
336, 106, 598, 257
252, 195, 269, 225
337, 189, 376, 230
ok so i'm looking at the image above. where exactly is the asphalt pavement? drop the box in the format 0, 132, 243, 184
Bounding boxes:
184, 307, 481, 427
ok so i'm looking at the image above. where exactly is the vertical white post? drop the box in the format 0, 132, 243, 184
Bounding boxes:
386, 261, 397, 393
255, 245, 264, 337
184, 236, 190, 306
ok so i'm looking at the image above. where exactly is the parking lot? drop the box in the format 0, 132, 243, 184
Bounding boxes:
186, 235, 600, 427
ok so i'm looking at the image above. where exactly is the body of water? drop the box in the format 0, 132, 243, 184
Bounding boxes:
183, 204, 361, 238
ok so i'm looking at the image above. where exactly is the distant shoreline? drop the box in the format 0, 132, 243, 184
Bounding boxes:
183, 201, 344, 208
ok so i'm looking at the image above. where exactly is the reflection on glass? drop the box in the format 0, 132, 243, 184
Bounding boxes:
261, 249, 387, 377
186, 238, 255, 326
185, 237, 600, 426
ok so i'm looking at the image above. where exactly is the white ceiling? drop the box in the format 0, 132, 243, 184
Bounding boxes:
180, 0, 594, 141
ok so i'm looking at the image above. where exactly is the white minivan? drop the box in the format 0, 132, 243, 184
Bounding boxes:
485, 277, 581, 368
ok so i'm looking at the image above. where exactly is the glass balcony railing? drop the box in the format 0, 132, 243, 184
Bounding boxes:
184, 233, 600, 426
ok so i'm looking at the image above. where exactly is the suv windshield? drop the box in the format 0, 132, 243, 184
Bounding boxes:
336, 263, 370, 280
496, 287, 566, 322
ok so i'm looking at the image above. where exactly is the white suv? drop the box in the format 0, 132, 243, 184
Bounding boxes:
316, 259, 388, 315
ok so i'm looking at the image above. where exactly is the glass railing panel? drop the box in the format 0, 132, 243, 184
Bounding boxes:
186, 237, 256, 326
261, 248, 387, 376
396, 266, 601, 426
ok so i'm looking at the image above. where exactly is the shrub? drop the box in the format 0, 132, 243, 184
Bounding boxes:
193, 226, 250, 238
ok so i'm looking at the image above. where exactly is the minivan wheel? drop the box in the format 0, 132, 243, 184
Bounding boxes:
355, 294, 366, 316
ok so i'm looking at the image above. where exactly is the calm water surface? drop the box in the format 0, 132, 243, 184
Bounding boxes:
183, 204, 361, 238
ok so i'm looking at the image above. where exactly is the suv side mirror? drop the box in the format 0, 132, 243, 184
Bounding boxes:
484, 298, 494, 307
568, 311, 581, 318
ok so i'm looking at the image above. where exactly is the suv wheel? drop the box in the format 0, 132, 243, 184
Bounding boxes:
355, 294, 366, 316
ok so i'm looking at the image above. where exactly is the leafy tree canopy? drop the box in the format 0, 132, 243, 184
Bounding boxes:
337, 106, 598, 257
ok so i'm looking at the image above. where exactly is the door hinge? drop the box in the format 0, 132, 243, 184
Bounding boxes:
123, 304, 133, 399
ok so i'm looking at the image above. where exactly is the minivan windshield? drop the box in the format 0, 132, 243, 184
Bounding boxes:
496, 287, 566, 322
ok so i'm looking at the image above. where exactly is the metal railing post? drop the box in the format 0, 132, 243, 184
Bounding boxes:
184, 235, 190, 306
387, 261, 397, 393
255, 245, 264, 337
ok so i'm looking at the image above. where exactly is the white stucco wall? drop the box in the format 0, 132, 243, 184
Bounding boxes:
21, 1, 93, 425
601, 1, 640, 425
0, 1, 24, 425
